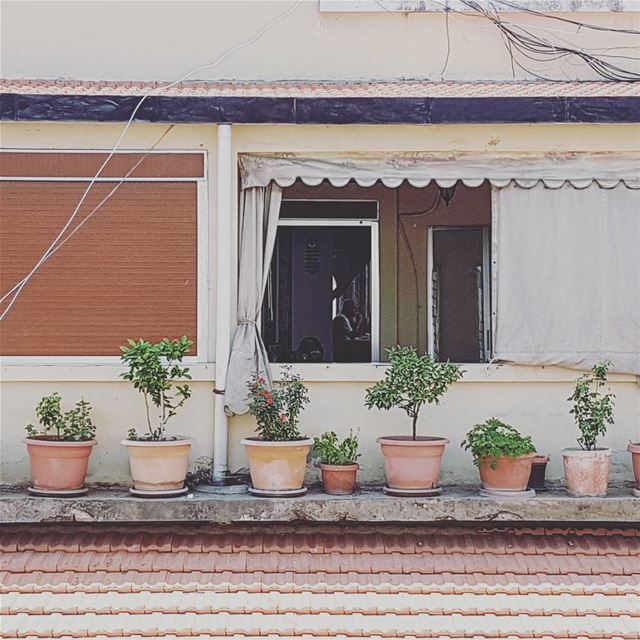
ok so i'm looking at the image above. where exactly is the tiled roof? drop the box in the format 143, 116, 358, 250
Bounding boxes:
1, 524, 639, 638
2, 77, 640, 98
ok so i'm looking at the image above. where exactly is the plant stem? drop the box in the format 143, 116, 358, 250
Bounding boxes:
144, 392, 152, 436
412, 413, 418, 440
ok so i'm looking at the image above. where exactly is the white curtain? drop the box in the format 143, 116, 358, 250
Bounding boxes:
224, 184, 282, 416
493, 183, 640, 375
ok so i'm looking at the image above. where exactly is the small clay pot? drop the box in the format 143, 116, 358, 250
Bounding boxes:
478, 453, 536, 492
528, 455, 549, 491
122, 438, 191, 491
377, 436, 448, 491
241, 437, 313, 492
319, 463, 359, 495
25, 437, 96, 491
562, 448, 611, 497
627, 443, 640, 489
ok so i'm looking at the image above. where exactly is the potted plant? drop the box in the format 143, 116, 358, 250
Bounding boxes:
24, 393, 96, 495
528, 455, 550, 492
364, 346, 463, 495
313, 430, 360, 495
120, 337, 193, 495
564, 362, 615, 497
241, 369, 312, 496
628, 442, 640, 497
461, 418, 537, 494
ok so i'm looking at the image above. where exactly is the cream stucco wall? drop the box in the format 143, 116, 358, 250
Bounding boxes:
1, 120, 639, 486
1, 1, 638, 82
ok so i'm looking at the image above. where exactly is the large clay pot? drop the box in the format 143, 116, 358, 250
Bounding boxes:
241, 437, 313, 491
562, 448, 611, 497
25, 437, 96, 491
627, 443, 640, 489
319, 463, 359, 495
479, 453, 536, 492
121, 438, 191, 491
377, 436, 449, 490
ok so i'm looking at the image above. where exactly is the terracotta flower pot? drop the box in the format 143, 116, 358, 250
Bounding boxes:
528, 455, 549, 491
319, 463, 359, 495
562, 448, 611, 497
479, 453, 536, 492
241, 437, 313, 491
377, 436, 449, 490
121, 438, 191, 491
25, 437, 96, 491
627, 443, 640, 489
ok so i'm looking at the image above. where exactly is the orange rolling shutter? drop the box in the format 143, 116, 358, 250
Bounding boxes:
0, 153, 202, 356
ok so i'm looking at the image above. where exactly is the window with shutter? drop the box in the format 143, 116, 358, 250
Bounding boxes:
0, 152, 206, 358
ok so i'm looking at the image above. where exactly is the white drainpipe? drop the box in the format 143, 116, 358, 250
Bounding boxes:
213, 123, 233, 480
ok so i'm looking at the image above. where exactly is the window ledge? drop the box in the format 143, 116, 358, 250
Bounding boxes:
1, 484, 637, 525
1, 361, 636, 384
272, 362, 638, 384
0, 362, 215, 383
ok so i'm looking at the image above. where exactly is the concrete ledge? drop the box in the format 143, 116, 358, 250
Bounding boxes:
1, 485, 638, 524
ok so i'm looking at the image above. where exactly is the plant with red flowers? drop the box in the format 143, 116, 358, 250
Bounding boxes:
247, 369, 309, 441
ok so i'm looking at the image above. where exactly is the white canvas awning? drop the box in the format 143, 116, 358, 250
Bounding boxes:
239, 152, 640, 190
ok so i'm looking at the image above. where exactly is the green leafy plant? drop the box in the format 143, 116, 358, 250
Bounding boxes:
26, 393, 96, 442
568, 362, 615, 451
461, 418, 536, 468
120, 337, 193, 441
313, 430, 359, 465
247, 368, 309, 441
364, 346, 463, 439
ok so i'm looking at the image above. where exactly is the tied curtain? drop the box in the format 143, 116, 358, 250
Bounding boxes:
224, 184, 282, 416
493, 183, 640, 375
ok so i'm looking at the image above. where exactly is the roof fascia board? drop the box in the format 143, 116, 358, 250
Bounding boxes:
1, 93, 638, 124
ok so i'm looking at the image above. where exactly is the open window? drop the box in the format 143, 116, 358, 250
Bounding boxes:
262, 200, 379, 363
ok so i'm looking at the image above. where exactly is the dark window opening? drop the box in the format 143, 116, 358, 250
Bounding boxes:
262, 221, 373, 363
431, 226, 491, 364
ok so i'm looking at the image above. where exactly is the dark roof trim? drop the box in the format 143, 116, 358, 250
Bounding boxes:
1, 93, 639, 124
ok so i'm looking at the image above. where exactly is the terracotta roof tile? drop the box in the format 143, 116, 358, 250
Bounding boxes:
2, 77, 639, 99
2, 525, 640, 638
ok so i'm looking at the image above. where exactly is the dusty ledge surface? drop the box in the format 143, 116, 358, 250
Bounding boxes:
1, 484, 638, 524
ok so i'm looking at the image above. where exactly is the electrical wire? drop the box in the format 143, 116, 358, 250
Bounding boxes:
462, 0, 640, 81
440, 8, 452, 77
0, 125, 175, 307
490, 0, 640, 35
0, 0, 303, 321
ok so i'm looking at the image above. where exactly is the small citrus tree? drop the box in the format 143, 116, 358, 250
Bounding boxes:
120, 337, 193, 441
364, 346, 463, 440
568, 362, 615, 451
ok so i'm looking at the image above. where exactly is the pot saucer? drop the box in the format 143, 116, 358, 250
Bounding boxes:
480, 488, 536, 498
27, 486, 88, 497
129, 487, 189, 498
382, 486, 442, 497
248, 486, 307, 498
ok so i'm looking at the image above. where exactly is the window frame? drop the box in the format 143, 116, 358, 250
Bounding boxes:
426, 224, 492, 364
0, 149, 209, 364
274, 208, 381, 363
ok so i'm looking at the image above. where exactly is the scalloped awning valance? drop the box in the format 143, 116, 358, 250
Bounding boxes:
239, 152, 640, 190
